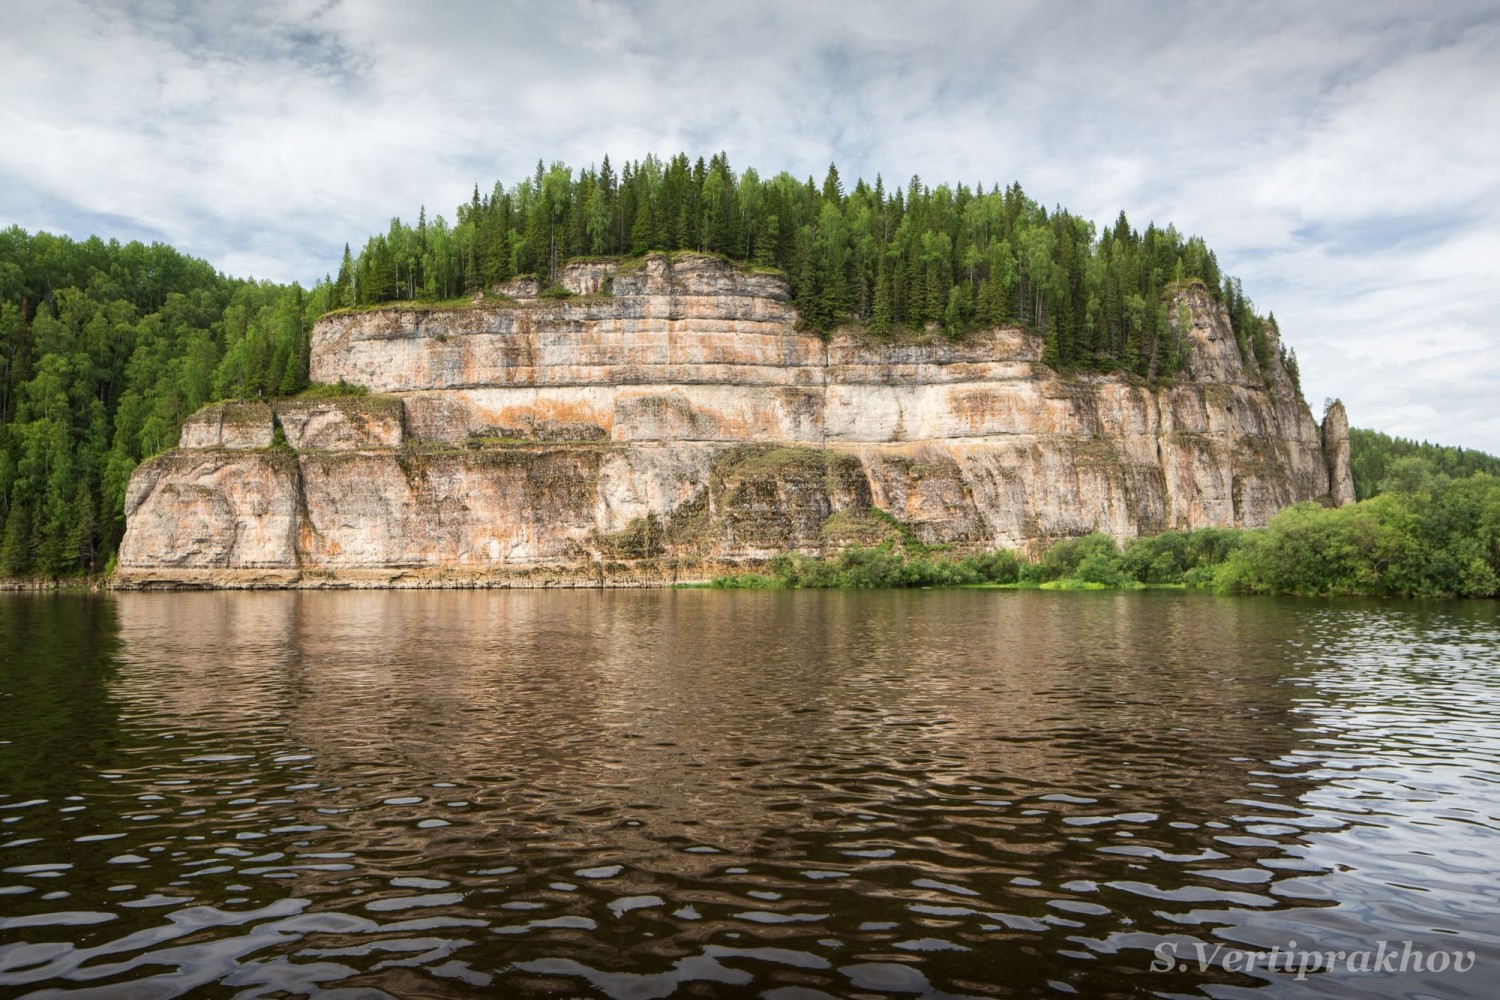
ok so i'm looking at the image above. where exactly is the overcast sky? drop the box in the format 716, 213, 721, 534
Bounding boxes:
3, 0, 1498, 452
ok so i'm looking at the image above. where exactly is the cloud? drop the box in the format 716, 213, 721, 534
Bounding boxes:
2, 0, 1498, 450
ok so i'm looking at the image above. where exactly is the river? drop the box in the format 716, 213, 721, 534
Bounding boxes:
1, 589, 1497, 997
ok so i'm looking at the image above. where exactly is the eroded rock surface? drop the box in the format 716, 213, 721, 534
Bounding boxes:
1320, 398, 1356, 507
117, 253, 1352, 588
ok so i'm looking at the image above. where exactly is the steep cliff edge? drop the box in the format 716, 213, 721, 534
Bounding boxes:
115, 254, 1352, 588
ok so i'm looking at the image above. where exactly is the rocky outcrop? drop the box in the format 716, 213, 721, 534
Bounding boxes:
178, 402, 276, 450
1320, 398, 1356, 506
115, 253, 1353, 588
120, 450, 301, 571
274, 396, 404, 450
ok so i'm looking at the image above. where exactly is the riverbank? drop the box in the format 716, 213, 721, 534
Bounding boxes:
0, 576, 107, 592
702, 534, 1220, 592
14, 473, 1499, 598
708, 476, 1500, 598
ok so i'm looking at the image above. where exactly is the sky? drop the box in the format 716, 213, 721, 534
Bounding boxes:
3, 0, 1499, 452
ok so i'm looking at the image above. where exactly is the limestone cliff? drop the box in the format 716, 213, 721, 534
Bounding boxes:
115, 253, 1352, 588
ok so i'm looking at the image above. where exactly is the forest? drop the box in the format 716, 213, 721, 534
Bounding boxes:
1348, 427, 1500, 500
333, 153, 1294, 382
0, 227, 323, 577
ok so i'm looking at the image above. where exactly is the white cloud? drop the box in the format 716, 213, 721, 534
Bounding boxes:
2, 0, 1498, 450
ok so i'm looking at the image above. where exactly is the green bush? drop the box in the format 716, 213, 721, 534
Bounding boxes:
707, 483, 1500, 598
1122, 527, 1243, 584
1213, 475, 1500, 597
710, 542, 1022, 590
708, 572, 781, 589
1031, 533, 1122, 582
959, 548, 1021, 584
1074, 550, 1131, 587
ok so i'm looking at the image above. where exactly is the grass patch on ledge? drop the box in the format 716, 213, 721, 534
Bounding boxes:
292, 380, 369, 399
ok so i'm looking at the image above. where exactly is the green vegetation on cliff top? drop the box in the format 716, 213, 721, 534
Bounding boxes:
332, 151, 1296, 383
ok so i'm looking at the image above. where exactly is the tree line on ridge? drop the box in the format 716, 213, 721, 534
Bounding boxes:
333, 152, 1296, 383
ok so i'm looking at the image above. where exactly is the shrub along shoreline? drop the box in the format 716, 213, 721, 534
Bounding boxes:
707, 473, 1500, 599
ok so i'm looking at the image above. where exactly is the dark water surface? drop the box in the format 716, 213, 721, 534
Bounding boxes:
1, 590, 1497, 998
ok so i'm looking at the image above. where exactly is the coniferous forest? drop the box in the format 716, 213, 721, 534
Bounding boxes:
332, 153, 1291, 381
0, 228, 324, 577
1348, 427, 1500, 501
3, 152, 1491, 581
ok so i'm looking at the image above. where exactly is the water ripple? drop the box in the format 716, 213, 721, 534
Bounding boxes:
0, 590, 1496, 997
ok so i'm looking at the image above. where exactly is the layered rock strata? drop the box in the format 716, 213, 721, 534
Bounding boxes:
116, 254, 1351, 588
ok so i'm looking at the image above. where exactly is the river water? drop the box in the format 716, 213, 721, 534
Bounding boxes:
0, 590, 1497, 998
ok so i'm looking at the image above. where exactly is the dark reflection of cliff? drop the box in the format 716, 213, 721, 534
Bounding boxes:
108, 590, 1312, 841
72, 590, 1376, 997
0, 594, 123, 793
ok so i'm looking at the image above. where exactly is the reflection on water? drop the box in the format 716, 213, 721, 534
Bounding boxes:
0, 590, 1497, 997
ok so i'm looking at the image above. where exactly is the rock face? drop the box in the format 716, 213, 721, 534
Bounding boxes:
1320, 399, 1357, 506
116, 253, 1354, 588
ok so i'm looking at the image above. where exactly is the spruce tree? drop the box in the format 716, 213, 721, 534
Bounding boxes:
334, 244, 354, 308
0, 501, 32, 577
752, 214, 779, 269
871, 253, 892, 335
